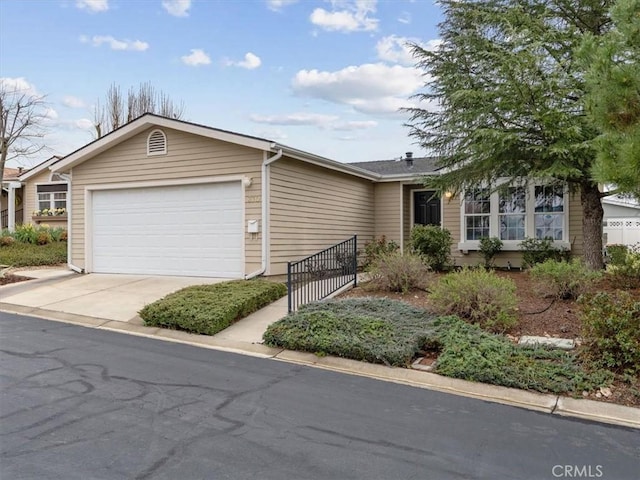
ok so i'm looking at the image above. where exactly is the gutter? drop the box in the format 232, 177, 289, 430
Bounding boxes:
244, 148, 283, 279
57, 173, 84, 274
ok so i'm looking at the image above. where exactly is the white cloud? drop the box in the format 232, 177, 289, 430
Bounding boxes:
397, 11, 411, 24
292, 62, 424, 114
225, 52, 262, 70
74, 118, 95, 130
250, 113, 377, 131
330, 120, 377, 131
43, 108, 59, 120
376, 35, 416, 66
266, 0, 298, 11
310, 0, 379, 33
63, 96, 86, 108
0, 77, 40, 97
376, 36, 442, 66
250, 112, 338, 127
76, 0, 109, 13
80, 35, 149, 51
181, 49, 211, 66
162, 0, 191, 17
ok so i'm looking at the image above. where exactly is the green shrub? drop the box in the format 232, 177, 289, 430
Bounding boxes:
529, 259, 601, 300
606, 245, 640, 289
366, 251, 432, 293
579, 291, 640, 375
13, 224, 38, 244
479, 236, 503, 268
362, 236, 399, 268
409, 225, 452, 271
140, 280, 287, 336
0, 235, 15, 247
606, 244, 629, 266
49, 227, 67, 242
428, 267, 517, 332
36, 229, 52, 245
432, 316, 613, 394
519, 237, 570, 268
263, 298, 437, 366
0, 241, 67, 266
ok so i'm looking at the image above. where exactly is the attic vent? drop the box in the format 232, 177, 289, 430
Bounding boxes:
147, 129, 167, 156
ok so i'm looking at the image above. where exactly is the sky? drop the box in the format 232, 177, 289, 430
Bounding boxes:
0, 0, 443, 169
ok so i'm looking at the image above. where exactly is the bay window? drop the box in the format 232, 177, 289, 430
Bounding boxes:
460, 183, 568, 250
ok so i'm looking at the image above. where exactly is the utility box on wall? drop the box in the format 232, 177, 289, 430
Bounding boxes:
247, 220, 260, 233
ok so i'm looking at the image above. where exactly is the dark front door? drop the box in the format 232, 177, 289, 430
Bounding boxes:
414, 191, 441, 226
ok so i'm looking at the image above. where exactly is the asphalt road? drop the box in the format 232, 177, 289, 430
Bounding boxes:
1, 312, 638, 480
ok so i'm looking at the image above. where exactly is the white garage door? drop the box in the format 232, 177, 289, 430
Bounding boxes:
91, 182, 243, 277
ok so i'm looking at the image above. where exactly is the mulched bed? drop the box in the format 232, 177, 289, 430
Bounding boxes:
339, 270, 640, 408
0, 274, 33, 286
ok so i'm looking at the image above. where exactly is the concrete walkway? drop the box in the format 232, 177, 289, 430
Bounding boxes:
1, 267, 637, 430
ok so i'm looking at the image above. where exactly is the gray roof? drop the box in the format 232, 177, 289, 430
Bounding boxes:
349, 157, 441, 176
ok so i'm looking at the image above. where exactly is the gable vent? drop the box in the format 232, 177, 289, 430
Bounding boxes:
147, 129, 167, 156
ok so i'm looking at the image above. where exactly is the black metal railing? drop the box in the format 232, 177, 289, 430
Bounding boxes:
287, 235, 357, 313
1, 209, 23, 229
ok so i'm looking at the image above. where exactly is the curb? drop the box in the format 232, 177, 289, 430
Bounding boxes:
1, 304, 638, 430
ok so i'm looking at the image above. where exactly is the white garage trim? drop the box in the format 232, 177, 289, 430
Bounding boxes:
84, 175, 249, 276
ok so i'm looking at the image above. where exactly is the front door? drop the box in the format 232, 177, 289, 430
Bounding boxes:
414, 191, 441, 226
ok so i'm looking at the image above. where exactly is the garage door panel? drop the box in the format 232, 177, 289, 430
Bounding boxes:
91, 183, 243, 277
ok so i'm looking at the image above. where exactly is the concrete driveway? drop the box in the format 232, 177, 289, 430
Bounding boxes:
0, 269, 231, 323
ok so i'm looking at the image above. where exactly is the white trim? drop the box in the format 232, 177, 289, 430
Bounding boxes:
19, 156, 62, 181
83, 175, 248, 275
34, 181, 69, 214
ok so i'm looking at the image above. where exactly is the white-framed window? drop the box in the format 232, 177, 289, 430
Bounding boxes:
499, 187, 526, 241
147, 129, 167, 156
464, 188, 490, 240
36, 183, 68, 213
534, 185, 565, 241
459, 182, 569, 250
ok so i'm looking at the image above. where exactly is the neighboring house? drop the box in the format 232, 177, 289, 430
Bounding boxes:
9, 114, 587, 276
1, 167, 25, 230
602, 194, 640, 246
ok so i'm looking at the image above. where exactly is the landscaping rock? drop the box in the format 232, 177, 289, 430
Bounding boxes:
518, 335, 575, 350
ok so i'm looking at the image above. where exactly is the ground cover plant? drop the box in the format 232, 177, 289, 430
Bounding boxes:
0, 241, 67, 267
263, 298, 438, 366
140, 279, 287, 335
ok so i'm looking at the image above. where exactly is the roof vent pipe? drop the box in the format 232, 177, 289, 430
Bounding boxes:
405, 151, 413, 167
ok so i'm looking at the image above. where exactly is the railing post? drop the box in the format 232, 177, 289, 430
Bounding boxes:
353, 234, 358, 287
287, 261, 292, 313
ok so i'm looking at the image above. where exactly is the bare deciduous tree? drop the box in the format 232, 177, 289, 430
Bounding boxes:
0, 80, 49, 186
93, 82, 185, 138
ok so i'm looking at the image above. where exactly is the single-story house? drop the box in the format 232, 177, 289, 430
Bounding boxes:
8, 114, 586, 276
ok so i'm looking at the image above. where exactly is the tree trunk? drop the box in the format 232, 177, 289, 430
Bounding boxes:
580, 182, 604, 270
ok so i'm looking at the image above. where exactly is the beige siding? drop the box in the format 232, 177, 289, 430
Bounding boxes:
373, 183, 401, 243
568, 192, 584, 258
269, 157, 375, 275
70, 127, 263, 274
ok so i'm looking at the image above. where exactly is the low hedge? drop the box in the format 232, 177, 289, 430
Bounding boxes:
0, 241, 67, 266
263, 298, 438, 366
140, 279, 287, 335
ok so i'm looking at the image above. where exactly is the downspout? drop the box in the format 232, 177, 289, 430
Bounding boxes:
58, 173, 83, 274
245, 148, 283, 279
